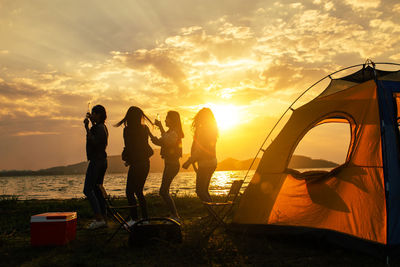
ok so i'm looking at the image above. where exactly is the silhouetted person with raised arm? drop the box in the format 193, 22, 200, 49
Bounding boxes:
83, 105, 108, 229
115, 106, 153, 225
182, 108, 218, 202
151, 111, 184, 221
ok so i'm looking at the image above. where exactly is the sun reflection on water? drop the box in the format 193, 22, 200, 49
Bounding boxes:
0, 170, 253, 200
210, 171, 245, 196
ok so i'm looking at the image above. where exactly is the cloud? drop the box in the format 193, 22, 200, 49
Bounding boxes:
13, 131, 60, 136
344, 0, 380, 9
5, 2, 397, 125
2, 2, 399, 119
123, 49, 188, 92
0, 81, 45, 99
370, 19, 400, 33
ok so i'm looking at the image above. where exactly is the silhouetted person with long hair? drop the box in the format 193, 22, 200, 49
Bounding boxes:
83, 104, 108, 229
182, 108, 218, 202
115, 106, 153, 224
151, 111, 184, 221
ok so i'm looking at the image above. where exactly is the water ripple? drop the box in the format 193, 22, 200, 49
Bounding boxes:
0, 170, 253, 200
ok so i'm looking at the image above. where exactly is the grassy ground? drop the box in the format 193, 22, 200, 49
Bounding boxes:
0, 195, 397, 266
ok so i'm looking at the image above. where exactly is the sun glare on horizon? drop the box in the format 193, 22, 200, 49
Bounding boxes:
207, 103, 241, 132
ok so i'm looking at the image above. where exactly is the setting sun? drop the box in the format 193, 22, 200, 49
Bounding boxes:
207, 104, 241, 131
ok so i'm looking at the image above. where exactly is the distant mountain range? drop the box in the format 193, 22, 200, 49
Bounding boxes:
0, 150, 338, 177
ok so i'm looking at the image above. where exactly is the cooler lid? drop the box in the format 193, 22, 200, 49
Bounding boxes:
31, 212, 77, 222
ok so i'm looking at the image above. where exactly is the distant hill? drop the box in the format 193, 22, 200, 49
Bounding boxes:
216, 155, 338, 171
0, 152, 338, 177
288, 155, 338, 169
216, 157, 259, 171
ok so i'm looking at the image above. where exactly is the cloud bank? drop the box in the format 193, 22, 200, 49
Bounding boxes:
0, 0, 399, 169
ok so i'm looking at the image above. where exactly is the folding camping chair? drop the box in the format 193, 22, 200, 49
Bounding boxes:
98, 185, 137, 243
202, 179, 244, 229
99, 185, 183, 245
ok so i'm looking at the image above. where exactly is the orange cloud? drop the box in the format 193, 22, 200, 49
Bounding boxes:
13, 131, 60, 136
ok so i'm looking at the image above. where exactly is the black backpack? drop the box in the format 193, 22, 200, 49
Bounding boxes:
129, 217, 182, 246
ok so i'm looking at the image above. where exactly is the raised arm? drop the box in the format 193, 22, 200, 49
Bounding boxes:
146, 125, 161, 146
154, 119, 166, 135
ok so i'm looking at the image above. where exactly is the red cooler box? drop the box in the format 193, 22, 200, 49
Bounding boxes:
30, 212, 77, 246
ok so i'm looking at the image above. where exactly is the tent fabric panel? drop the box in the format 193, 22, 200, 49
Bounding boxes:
317, 68, 400, 100
335, 80, 382, 167
376, 80, 400, 245
394, 93, 400, 118
379, 70, 400, 82
317, 79, 358, 99
339, 66, 393, 83
267, 167, 386, 244
233, 172, 287, 224
233, 167, 387, 244
348, 120, 382, 167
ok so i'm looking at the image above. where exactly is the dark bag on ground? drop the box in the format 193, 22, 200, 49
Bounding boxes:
129, 217, 182, 246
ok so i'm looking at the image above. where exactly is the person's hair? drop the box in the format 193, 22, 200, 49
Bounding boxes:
191, 107, 218, 139
114, 106, 153, 128
167, 110, 184, 139
91, 105, 107, 123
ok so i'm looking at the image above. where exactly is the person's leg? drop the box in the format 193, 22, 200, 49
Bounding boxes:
195, 167, 211, 202
94, 158, 107, 219
84, 161, 103, 218
126, 165, 139, 220
203, 164, 216, 201
159, 162, 180, 217
195, 163, 216, 202
133, 160, 150, 219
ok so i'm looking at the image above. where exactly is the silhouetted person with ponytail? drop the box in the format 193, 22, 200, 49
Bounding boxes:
115, 106, 153, 224
182, 108, 218, 202
83, 105, 108, 229
151, 111, 184, 221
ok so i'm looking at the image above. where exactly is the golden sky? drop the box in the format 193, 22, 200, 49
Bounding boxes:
0, 0, 399, 170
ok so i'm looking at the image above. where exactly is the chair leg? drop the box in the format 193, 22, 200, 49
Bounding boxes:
106, 226, 123, 244
202, 203, 237, 239
104, 209, 131, 245
205, 205, 227, 227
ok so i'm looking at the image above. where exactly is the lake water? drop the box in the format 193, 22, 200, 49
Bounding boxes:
0, 170, 254, 200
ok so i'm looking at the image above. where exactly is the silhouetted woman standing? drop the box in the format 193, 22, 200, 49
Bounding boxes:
83, 105, 108, 229
151, 111, 184, 221
182, 108, 218, 202
115, 106, 153, 224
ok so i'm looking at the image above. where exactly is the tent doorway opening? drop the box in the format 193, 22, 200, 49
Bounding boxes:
288, 122, 351, 172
